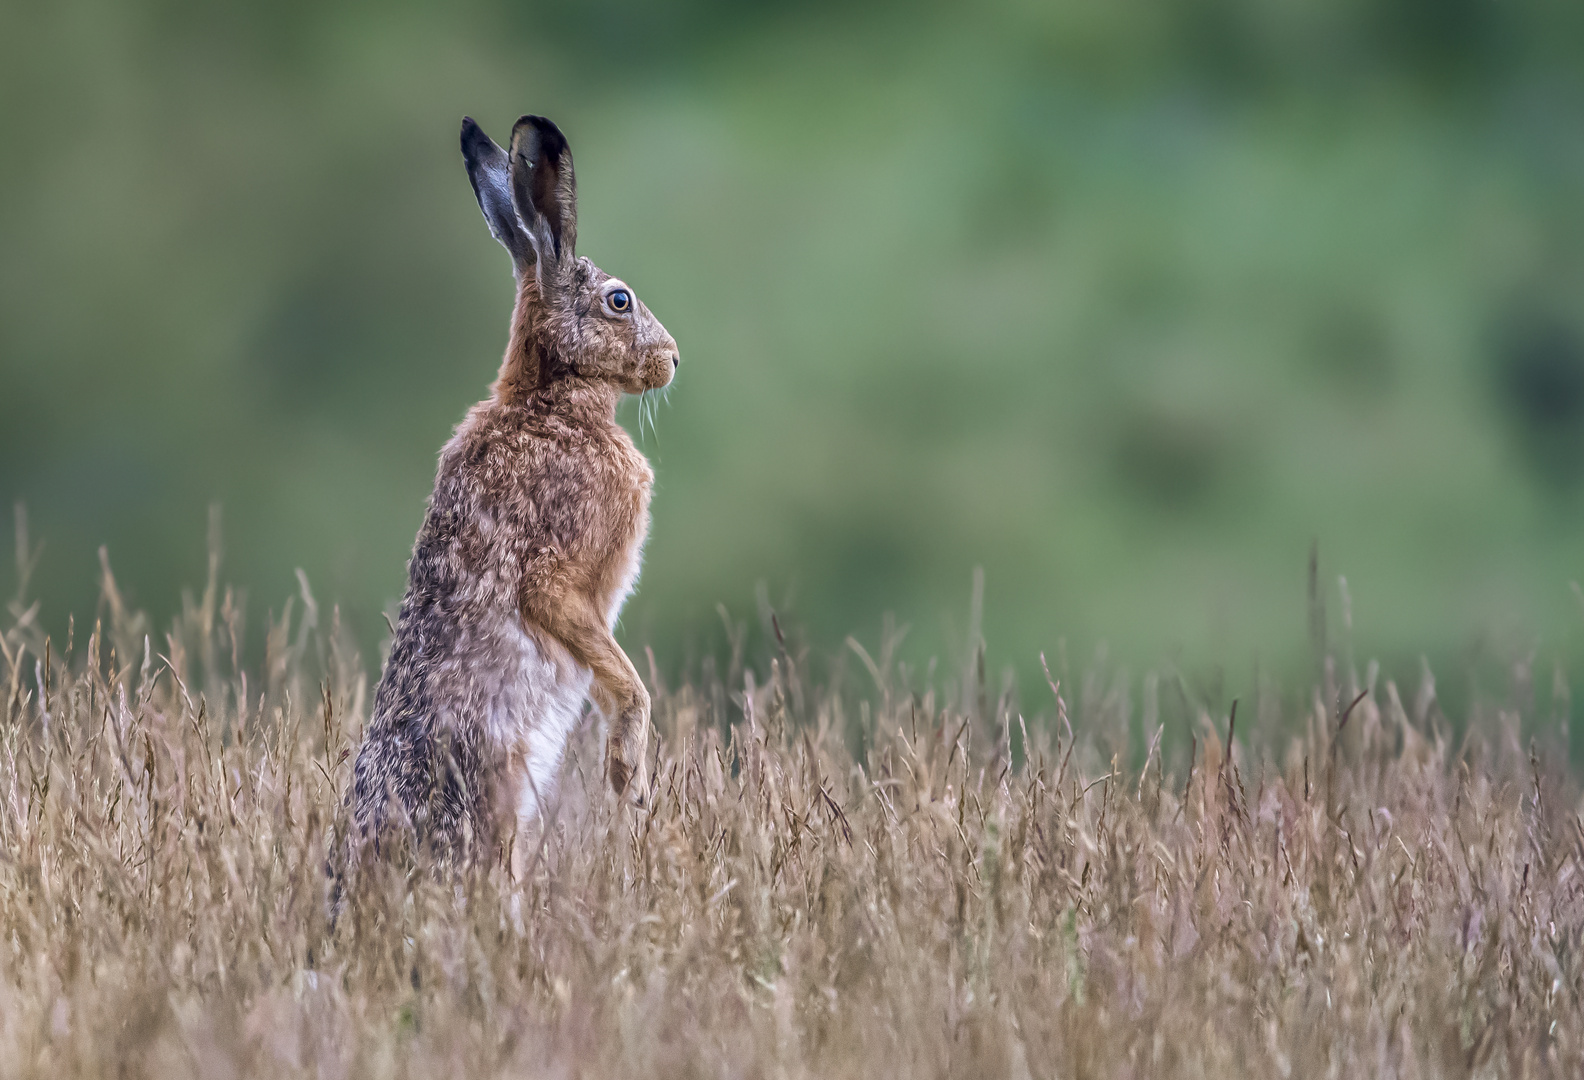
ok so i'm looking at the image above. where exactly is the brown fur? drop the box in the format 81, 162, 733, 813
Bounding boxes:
335, 115, 678, 893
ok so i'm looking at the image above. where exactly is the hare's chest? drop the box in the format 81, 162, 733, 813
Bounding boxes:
600, 455, 654, 630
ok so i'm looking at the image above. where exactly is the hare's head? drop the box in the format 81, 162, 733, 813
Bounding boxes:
461, 114, 678, 399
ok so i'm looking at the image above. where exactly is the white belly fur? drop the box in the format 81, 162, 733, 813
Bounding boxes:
480, 512, 646, 829
479, 611, 593, 825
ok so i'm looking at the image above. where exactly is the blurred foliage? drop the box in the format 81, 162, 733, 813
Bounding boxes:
5, 0, 1584, 695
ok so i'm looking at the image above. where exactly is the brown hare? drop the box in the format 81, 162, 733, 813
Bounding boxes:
337, 114, 678, 886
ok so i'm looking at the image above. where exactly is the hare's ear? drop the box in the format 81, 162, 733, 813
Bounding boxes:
508, 115, 577, 274
460, 117, 535, 272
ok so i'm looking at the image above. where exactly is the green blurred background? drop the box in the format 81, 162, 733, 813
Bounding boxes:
6, 0, 1584, 696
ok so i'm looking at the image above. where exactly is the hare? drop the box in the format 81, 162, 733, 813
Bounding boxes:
338, 114, 678, 883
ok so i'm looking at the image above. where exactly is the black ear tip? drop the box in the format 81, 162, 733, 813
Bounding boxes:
460, 117, 507, 167
512, 114, 569, 156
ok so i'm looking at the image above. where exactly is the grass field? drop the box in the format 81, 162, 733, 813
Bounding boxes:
2, 542, 1583, 1077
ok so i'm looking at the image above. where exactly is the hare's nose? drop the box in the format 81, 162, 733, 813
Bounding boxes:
670, 352, 680, 369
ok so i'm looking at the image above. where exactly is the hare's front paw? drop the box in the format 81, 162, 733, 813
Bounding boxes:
606, 703, 650, 808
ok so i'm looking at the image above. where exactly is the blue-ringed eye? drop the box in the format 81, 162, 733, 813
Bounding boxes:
607, 289, 632, 313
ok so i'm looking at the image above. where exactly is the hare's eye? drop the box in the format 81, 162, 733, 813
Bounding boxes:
607, 289, 632, 314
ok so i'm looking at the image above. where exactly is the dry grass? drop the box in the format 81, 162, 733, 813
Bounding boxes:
2, 548, 1583, 1078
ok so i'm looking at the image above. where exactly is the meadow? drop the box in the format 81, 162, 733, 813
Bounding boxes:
8, 2, 1584, 1075
2, 534, 1582, 1078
